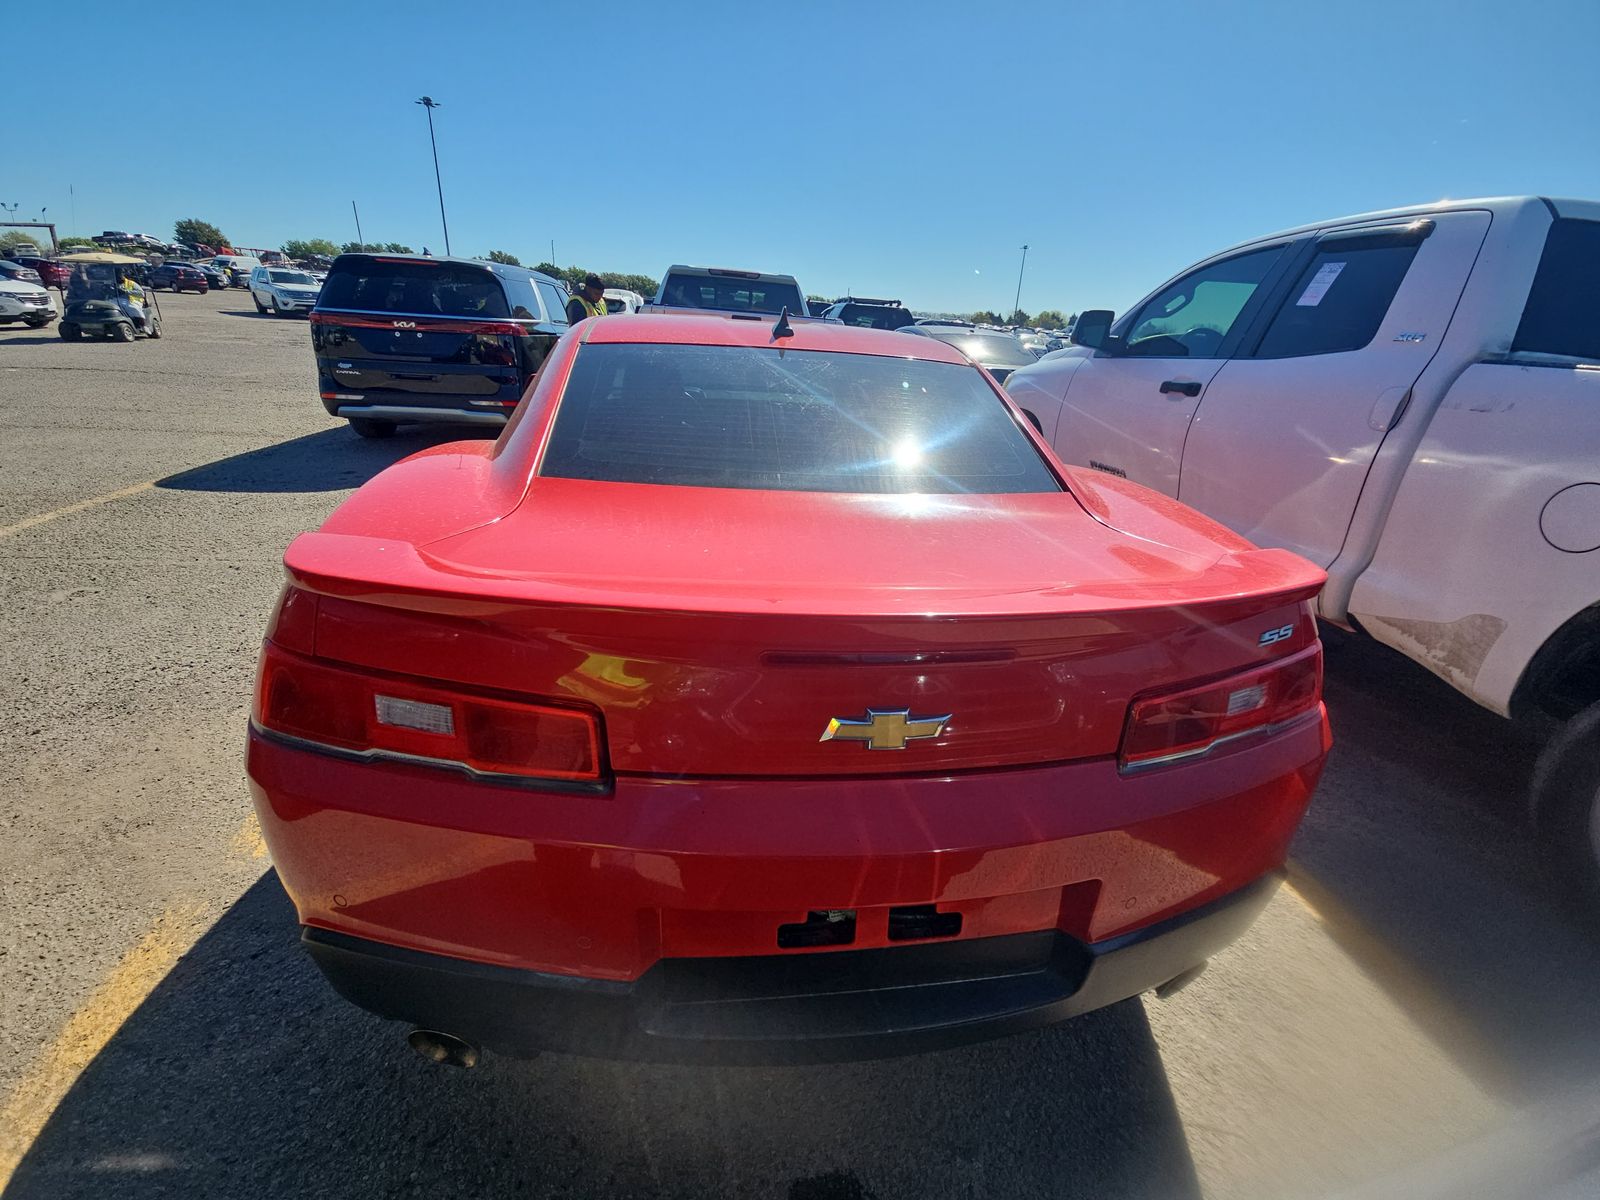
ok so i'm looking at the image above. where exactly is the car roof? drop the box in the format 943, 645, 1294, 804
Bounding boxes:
1233, 195, 1599, 253
661, 264, 799, 284
582, 313, 971, 363
329, 251, 563, 286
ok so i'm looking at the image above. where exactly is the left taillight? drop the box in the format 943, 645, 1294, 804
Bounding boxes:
1119, 643, 1323, 772
253, 640, 604, 784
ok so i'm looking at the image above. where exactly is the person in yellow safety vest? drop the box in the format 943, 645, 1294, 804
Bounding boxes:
566, 273, 607, 324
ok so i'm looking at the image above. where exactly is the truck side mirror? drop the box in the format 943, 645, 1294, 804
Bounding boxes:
1069, 310, 1115, 350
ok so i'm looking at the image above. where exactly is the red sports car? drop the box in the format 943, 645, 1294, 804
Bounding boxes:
247, 313, 1330, 1064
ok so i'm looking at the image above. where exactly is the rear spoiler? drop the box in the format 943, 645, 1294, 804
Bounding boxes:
284, 531, 1325, 621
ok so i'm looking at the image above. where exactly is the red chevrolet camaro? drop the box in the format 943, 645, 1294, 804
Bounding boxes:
247, 312, 1330, 1064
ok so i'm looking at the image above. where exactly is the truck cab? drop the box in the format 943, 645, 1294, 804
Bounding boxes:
1006, 196, 1600, 905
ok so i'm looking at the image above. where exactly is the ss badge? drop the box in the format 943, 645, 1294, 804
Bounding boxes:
1258, 624, 1295, 647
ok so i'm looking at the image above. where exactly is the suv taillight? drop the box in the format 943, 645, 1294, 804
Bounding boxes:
254, 641, 603, 784
1119, 644, 1322, 772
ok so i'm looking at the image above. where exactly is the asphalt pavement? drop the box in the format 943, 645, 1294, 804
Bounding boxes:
1, 290, 1598, 1199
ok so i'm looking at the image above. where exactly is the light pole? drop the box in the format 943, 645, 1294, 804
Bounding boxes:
415, 96, 451, 255
1013, 244, 1029, 322
352, 200, 365, 249
0, 203, 17, 221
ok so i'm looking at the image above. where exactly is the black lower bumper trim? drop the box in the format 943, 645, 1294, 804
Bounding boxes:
302, 875, 1280, 1064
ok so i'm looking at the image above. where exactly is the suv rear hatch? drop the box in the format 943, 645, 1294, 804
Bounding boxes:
312, 256, 556, 413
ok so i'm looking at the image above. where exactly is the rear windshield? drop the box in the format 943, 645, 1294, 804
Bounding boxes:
914, 329, 1038, 367
837, 304, 914, 331
658, 273, 804, 316
269, 270, 315, 285
540, 343, 1060, 494
319, 259, 509, 319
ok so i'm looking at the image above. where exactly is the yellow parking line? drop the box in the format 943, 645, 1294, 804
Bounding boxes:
0, 814, 265, 1188
0, 902, 201, 1186
0, 480, 157, 540
230, 811, 269, 860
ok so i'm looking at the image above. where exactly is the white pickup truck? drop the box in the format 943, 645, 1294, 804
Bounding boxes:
1006, 196, 1600, 901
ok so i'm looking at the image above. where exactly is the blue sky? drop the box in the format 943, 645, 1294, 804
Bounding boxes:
14, 0, 1600, 314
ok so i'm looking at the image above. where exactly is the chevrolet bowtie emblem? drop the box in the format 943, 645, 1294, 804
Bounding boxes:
820, 708, 952, 751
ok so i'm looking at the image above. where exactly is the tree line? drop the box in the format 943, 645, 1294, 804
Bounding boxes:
969, 308, 1075, 330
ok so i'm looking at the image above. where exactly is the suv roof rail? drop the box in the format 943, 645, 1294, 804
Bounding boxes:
842, 296, 903, 307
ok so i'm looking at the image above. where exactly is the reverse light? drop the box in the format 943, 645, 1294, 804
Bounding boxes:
1119, 644, 1322, 772
375, 694, 455, 736
254, 641, 603, 784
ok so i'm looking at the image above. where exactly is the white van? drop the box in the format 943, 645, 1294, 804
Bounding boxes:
210, 255, 262, 289
602, 288, 645, 314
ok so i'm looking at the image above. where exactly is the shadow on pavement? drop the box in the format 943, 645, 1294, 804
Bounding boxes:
1292, 628, 1600, 1097
6, 876, 1199, 1200
156, 426, 485, 494
0, 333, 63, 347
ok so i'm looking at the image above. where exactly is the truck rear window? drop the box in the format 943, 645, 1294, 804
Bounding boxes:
540, 343, 1060, 494
1513, 218, 1600, 362
319, 259, 509, 319
658, 275, 804, 316
836, 304, 914, 331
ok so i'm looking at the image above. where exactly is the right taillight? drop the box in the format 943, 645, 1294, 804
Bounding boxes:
253, 640, 604, 785
1119, 643, 1323, 772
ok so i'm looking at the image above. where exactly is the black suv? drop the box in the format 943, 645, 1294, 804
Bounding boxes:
817, 296, 915, 331
311, 254, 572, 438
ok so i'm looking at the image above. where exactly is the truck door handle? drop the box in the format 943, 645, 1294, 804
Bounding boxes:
1159, 380, 1202, 397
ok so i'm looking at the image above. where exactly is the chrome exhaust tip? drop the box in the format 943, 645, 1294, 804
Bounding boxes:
407, 1028, 481, 1068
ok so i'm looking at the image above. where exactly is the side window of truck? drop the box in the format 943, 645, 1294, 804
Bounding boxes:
1512, 218, 1600, 362
1249, 233, 1421, 359
1121, 246, 1285, 358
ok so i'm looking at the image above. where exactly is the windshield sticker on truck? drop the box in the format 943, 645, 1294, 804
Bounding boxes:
1295, 261, 1346, 307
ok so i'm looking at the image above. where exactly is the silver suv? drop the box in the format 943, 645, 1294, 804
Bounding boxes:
250, 266, 322, 317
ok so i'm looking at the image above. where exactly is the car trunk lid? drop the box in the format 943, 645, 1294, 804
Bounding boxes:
285, 481, 1322, 778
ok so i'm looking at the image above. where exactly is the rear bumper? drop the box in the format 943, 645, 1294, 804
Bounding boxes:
331, 403, 509, 427
303, 873, 1279, 1063
249, 707, 1326, 1058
